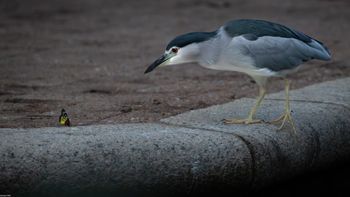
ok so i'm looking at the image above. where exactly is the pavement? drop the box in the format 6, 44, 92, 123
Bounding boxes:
0, 77, 349, 197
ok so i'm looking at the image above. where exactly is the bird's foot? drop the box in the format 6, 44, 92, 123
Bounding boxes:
223, 118, 263, 124
269, 110, 296, 134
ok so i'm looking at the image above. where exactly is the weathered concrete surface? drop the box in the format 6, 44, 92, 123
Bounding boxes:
162, 77, 350, 187
0, 78, 349, 196
0, 124, 251, 196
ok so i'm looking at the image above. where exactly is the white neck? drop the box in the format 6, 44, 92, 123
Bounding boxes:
197, 35, 223, 67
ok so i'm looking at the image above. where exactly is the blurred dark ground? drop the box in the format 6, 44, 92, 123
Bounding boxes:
0, 0, 349, 128
193, 160, 350, 197
0, 0, 349, 196
253, 160, 350, 197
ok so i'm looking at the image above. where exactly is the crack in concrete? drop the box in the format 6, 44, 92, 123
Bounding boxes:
159, 121, 256, 187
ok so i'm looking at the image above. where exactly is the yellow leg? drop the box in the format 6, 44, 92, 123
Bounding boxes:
269, 79, 297, 133
224, 87, 266, 124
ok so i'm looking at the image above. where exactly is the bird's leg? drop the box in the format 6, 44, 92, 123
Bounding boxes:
224, 87, 266, 124
269, 79, 297, 133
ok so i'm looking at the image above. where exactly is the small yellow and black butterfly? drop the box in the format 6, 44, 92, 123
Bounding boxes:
59, 109, 71, 126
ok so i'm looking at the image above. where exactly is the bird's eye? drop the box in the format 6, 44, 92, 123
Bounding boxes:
171, 48, 178, 53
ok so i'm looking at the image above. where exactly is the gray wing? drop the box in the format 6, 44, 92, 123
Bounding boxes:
224, 19, 313, 43
222, 19, 331, 71
234, 35, 331, 72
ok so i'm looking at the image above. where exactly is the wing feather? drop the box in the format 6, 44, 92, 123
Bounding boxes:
232, 35, 330, 72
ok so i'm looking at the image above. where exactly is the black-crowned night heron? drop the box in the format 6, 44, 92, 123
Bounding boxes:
144, 19, 331, 133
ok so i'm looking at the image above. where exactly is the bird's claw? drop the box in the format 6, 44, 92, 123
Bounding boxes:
269, 111, 297, 134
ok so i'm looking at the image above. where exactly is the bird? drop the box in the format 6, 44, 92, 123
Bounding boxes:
59, 109, 71, 127
144, 19, 331, 133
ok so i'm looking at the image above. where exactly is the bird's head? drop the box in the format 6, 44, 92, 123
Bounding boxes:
144, 31, 216, 74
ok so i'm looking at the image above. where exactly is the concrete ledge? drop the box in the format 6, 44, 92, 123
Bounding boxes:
1, 124, 254, 196
0, 78, 349, 196
162, 77, 350, 188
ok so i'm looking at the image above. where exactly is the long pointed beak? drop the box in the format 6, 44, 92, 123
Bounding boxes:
144, 54, 170, 74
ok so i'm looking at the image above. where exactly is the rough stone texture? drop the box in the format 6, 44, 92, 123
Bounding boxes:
0, 124, 251, 196
162, 77, 350, 187
0, 78, 349, 196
